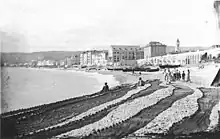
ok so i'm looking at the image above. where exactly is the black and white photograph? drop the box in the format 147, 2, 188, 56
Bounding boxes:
1, 0, 220, 138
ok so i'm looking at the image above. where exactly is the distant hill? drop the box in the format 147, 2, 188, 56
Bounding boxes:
1, 51, 82, 64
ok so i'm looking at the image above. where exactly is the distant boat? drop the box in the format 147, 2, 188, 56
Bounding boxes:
107, 67, 123, 71
122, 67, 147, 72
146, 68, 160, 72
159, 64, 181, 69
122, 67, 159, 72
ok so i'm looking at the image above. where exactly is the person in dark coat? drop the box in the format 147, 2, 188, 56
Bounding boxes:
182, 71, 185, 81
178, 71, 181, 80
138, 77, 145, 86
102, 82, 109, 92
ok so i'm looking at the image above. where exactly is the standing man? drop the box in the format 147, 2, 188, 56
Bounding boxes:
182, 71, 185, 81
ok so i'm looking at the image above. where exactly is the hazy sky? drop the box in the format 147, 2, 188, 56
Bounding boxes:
0, 0, 219, 52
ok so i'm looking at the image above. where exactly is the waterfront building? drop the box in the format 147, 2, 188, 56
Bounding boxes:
138, 48, 220, 66
30, 60, 38, 67
66, 57, 72, 67
144, 41, 167, 59
59, 60, 66, 67
71, 53, 81, 65
80, 50, 108, 66
166, 46, 176, 54
108, 45, 144, 66
212, 45, 220, 48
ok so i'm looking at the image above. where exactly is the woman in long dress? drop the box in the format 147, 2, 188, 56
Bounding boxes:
167, 69, 172, 84
163, 69, 167, 82
186, 69, 191, 82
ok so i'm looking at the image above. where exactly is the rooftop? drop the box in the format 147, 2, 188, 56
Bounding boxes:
111, 45, 140, 48
145, 41, 167, 47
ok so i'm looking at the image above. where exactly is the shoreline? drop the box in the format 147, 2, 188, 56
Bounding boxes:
3, 65, 220, 88
1, 67, 121, 113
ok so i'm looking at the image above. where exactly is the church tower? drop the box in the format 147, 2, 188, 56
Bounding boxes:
176, 38, 180, 52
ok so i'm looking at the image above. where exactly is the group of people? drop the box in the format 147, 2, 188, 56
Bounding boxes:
102, 68, 192, 92
163, 68, 191, 84
102, 77, 145, 93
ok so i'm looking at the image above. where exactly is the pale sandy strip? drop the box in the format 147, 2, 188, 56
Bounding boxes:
33, 84, 151, 134
133, 89, 203, 135
56, 86, 175, 138
206, 101, 220, 131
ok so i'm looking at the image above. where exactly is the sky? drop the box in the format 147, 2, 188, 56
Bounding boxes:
0, 0, 219, 52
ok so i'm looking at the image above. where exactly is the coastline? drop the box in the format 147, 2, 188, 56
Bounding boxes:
4, 65, 220, 88
1, 67, 121, 113
98, 70, 163, 84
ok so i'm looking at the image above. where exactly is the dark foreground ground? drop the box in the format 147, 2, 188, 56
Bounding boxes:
1, 80, 220, 139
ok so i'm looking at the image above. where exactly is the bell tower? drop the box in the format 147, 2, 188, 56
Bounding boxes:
176, 38, 180, 52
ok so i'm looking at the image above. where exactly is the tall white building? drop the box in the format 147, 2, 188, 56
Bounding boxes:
144, 41, 167, 59
108, 45, 144, 66
80, 50, 108, 66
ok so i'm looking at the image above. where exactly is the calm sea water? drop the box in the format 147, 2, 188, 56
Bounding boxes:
1, 68, 119, 113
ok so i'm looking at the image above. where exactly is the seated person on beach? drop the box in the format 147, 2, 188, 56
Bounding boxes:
102, 82, 109, 92
138, 77, 145, 86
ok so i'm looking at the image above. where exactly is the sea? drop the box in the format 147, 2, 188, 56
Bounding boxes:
1, 67, 119, 113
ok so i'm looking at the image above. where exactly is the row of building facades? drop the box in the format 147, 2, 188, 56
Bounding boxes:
79, 41, 168, 67
28, 42, 219, 67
